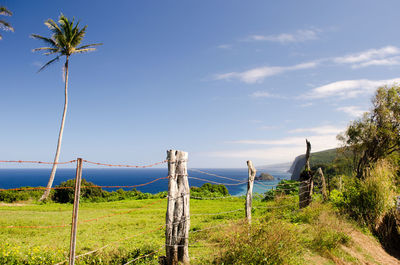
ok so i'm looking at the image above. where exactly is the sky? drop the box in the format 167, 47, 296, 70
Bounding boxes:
1, 0, 400, 168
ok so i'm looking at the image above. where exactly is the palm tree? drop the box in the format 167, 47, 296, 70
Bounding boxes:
32, 14, 102, 200
0, 6, 14, 40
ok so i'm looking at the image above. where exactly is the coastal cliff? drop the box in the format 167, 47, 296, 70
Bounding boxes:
289, 148, 338, 180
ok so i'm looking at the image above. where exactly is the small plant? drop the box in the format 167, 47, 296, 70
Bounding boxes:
213, 220, 303, 265
53, 178, 103, 203
190, 183, 229, 198
333, 161, 396, 228
263, 180, 298, 201
0, 188, 43, 203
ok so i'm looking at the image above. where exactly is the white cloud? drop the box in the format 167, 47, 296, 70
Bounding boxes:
352, 56, 400, 68
215, 61, 317, 84
210, 147, 305, 163
248, 29, 318, 44
229, 134, 339, 147
336, 106, 366, 117
250, 91, 284, 98
249, 119, 263, 124
299, 102, 313, 107
304, 78, 400, 99
333, 46, 400, 68
213, 134, 339, 163
259, 125, 278, 130
288, 125, 344, 135
217, 44, 232, 49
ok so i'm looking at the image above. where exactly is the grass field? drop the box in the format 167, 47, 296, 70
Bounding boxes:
0, 195, 273, 264
0, 194, 392, 264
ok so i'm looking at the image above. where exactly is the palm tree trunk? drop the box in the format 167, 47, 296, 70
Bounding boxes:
40, 56, 69, 201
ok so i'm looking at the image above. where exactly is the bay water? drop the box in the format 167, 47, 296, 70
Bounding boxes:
0, 168, 290, 196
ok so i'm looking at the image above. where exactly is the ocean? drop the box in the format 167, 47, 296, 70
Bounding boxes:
0, 168, 291, 196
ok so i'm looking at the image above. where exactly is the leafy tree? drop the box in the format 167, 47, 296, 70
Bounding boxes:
53, 178, 103, 203
0, 6, 14, 40
32, 14, 102, 200
338, 85, 400, 178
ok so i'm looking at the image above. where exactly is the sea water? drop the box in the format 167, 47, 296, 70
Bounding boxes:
0, 168, 290, 196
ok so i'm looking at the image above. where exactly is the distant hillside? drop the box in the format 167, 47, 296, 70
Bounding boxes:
289, 148, 338, 180
257, 162, 292, 173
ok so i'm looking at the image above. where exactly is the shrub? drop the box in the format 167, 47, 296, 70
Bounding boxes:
53, 179, 104, 203
190, 183, 229, 198
0, 188, 43, 203
335, 161, 395, 228
263, 180, 298, 201
213, 220, 303, 265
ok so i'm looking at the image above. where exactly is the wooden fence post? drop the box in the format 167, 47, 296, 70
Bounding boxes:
299, 140, 312, 209
246, 160, 256, 224
165, 150, 190, 265
69, 158, 83, 265
316, 167, 328, 201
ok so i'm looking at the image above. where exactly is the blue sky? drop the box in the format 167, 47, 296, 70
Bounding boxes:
1, 0, 400, 168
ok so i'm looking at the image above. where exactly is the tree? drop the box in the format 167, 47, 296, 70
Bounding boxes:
0, 6, 14, 40
338, 85, 400, 179
32, 14, 102, 200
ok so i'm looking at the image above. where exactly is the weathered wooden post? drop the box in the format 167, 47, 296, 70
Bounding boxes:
245, 160, 256, 224
299, 140, 312, 209
69, 158, 83, 265
165, 150, 190, 265
316, 167, 328, 201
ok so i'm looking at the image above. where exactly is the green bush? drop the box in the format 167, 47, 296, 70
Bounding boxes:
333, 162, 395, 228
190, 183, 229, 198
213, 221, 303, 265
263, 180, 298, 201
53, 179, 167, 203
53, 179, 104, 203
0, 188, 43, 203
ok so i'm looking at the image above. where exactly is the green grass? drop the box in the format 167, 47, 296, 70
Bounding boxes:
0, 194, 384, 264
0, 196, 268, 264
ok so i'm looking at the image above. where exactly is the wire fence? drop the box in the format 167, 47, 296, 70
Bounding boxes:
0, 156, 317, 264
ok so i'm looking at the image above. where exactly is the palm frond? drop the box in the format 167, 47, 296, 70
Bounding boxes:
32, 13, 101, 68
32, 47, 59, 54
76, 43, 102, 50
31, 34, 57, 48
38, 56, 60, 72
71, 25, 87, 47
0, 6, 12, 16
43, 51, 60, 56
0, 19, 14, 32
74, 48, 97, 54
44, 18, 62, 36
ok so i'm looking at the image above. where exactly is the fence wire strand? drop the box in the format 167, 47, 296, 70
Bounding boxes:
82, 159, 167, 168
0, 160, 77, 165
188, 176, 247, 186
188, 168, 246, 183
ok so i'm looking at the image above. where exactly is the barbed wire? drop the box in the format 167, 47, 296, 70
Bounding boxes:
192, 208, 244, 216
0, 223, 70, 229
123, 246, 164, 265
253, 185, 299, 192
254, 179, 310, 187
253, 197, 313, 210
188, 169, 246, 183
0, 159, 77, 165
82, 159, 167, 168
0, 177, 168, 191
78, 198, 166, 224
0, 198, 166, 229
190, 195, 241, 200
188, 176, 247, 186
55, 226, 165, 265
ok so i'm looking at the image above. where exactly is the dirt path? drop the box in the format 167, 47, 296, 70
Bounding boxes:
343, 229, 400, 265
